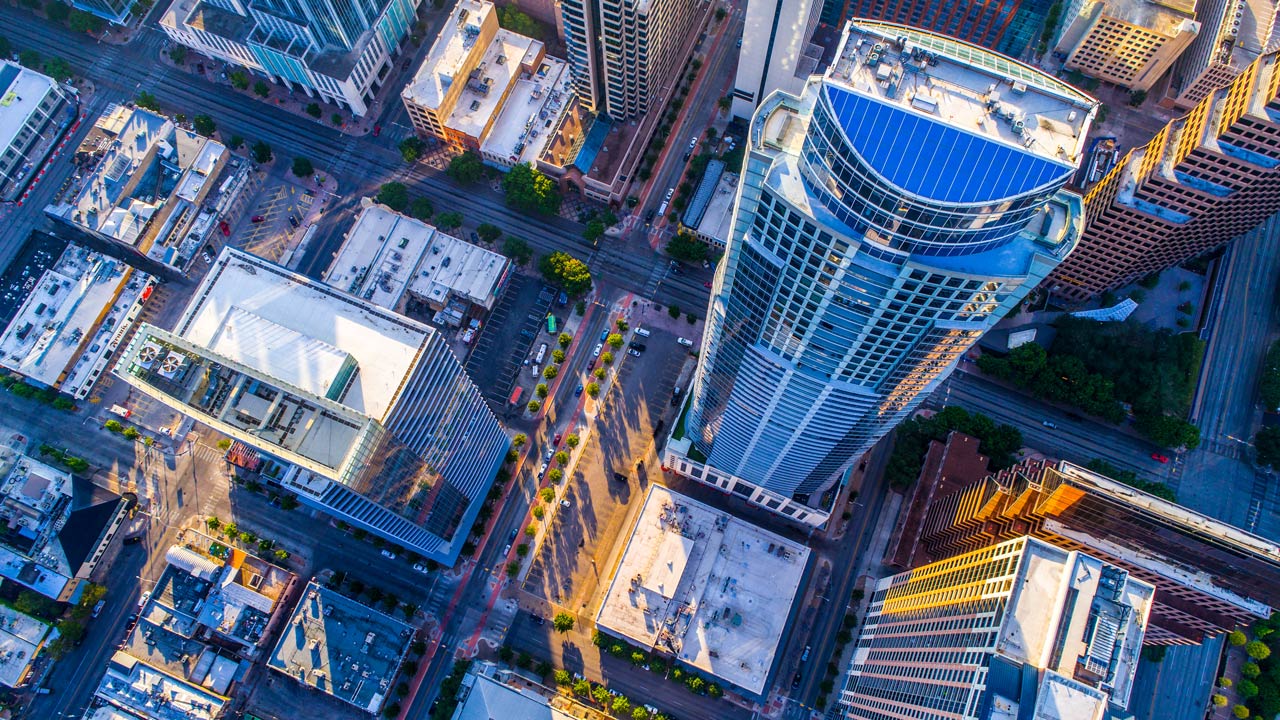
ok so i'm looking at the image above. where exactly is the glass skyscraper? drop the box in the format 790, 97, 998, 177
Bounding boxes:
664, 21, 1096, 525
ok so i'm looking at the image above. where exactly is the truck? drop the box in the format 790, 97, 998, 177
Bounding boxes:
109, 405, 132, 419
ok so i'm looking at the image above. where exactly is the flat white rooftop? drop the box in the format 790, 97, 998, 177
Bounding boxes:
828, 22, 1096, 165
176, 248, 433, 420
325, 204, 509, 312
595, 485, 809, 695
480, 55, 572, 166
0, 244, 142, 389
695, 172, 739, 246
0, 603, 49, 687
402, 0, 494, 111
95, 651, 226, 720
447, 31, 538, 140
0, 61, 60, 155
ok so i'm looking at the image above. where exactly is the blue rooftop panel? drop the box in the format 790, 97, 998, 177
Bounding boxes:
824, 84, 1072, 205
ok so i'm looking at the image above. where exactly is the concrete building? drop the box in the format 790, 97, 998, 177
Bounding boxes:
822, 0, 1061, 58
0, 435, 127, 602
665, 21, 1095, 526
90, 652, 229, 720
267, 580, 413, 714
0, 60, 75, 203
158, 0, 421, 116
0, 604, 53, 688
729, 0, 824, 118
838, 536, 1153, 719
402, 0, 572, 165
1047, 49, 1280, 301
689, 168, 738, 248
1165, 0, 1279, 109
560, 0, 705, 118
594, 485, 810, 697
322, 203, 512, 323
64, 0, 137, 24
46, 105, 249, 275
0, 242, 155, 399
1055, 0, 1201, 92
900, 458, 1280, 645
114, 249, 509, 564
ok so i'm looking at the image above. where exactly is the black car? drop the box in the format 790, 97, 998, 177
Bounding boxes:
122, 535, 143, 546
792, 672, 802, 690
529, 613, 545, 626
288, 215, 299, 228
628, 341, 647, 351
613, 472, 627, 482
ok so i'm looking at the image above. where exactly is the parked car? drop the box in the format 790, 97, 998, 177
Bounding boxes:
529, 613, 545, 626
560, 499, 571, 507
218, 220, 230, 236
554, 433, 563, 445
574, 383, 584, 397
372, 124, 381, 136
1151, 453, 1170, 463
628, 341, 647, 351
704, 281, 713, 289
288, 215, 299, 228
380, 549, 397, 560
592, 343, 603, 357
558, 291, 569, 305
91, 600, 106, 618
251, 215, 265, 223
801, 645, 811, 662
677, 337, 693, 347
627, 348, 641, 357
137, 591, 151, 610
122, 535, 143, 546
412, 562, 429, 574
599, 329, 609, 342
1041, 420, 1058, 429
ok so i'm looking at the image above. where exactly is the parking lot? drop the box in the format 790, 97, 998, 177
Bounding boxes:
465, 275, 553, 415
520, 325, 692, 612
232, 179, 316, 263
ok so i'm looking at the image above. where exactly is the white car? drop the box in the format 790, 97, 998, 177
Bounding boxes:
137, 591, 151, 610
380, 549, 397, 560
539, 461, 548, 476
413, 562, 429, 574
677, 337, 693, 347
592, 343, 603, 357
560, 499, 571, 507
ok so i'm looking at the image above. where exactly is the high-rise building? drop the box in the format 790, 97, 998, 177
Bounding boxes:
0, 61, 74, 203
158, 0, 421, 116
1047, 50, 1280, 301
663, 21, 1095, 526
559, 0, 703, 117
839, 536, 1153, 719
64, 0, 137, 24
1054, 0, 1200, 92
114, 249, 510, 564
823, 0, 1060, 58
729, 0, 825, 117
907, 459, 1280, 645
1164, 0, 1278, 110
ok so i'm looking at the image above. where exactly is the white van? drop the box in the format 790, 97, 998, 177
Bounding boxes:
634, 327, 651, 338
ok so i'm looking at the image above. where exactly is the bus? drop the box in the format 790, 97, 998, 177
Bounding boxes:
547, 314, 557, 333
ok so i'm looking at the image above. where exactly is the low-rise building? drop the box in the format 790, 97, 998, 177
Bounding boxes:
158, 0, 421, 117
0, 241, 154, 399
403, 0, 571, 167
115, 249, 509, 564
90, 651, 228, 720
1055, 0, 1201, 92
0, 60, 76, 203
690, 170, 738, 249
267, 580, 413, 714
0, 435, 127, 602
594, 485, 809, 697
323, 203, 511, 324
0, 603, 53, 688
46, 105, 247, 274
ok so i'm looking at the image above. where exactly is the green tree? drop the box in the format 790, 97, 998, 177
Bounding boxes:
573, 679, 591, 697
612, 696, 631, 714
253, 80, 270, 97
543, 365, 558, 380
1247, 640, 1272, 660
401, 197, 432, 223
553, 612, 575, 633
1136, 413, 1200, 450
291, 156, 314, 178
398, 136, 426, 162
305, 102, 322, 118
668, 305, 681, 319
376, 182, 410, 212
68, 8, 103, 33
477, 223, 502, 242
447, 151, 487, 183
586, 382, 600, 398
666, 231, 709, 263
1239, 680, 1260, 698
229, 70, 250, 89
0, 36, 11, 60
502, 162, 561, 214
554, 450, 569, 465
600, 352, 613, 365
18, 49, 41, 70
885, 406, 1023, 488
1256, 426, 1280, 467
565, 434, 579, 448
554, 669, 572, 685
435, 211, 463, 230
527, 399, 541, 413
532, 505, 545, 519
539, 251, 592, 296
1212, 694, 1229, 707
502, 236, 533, 265
512, 433, 528, 447
1243, 661, 1261, 677
551, 349, 565, 363
583, 219, 605, 244
632, 707, 650, 720
548, 468, 563, 483
192, 114, 216, 136
539, 487, 556, 503
45, 1, 69, 23
331, 113, 343, 126
607, 333, 624, 349
42, 56, 71, 80
1229, 629, 1249, 646
227, 134, 244, 150
1232, 705, 1250, 719
135, 91, 161, 111
251, 140, 273, 164
496, 5, 543, 38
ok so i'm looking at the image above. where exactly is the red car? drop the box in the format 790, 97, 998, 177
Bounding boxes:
703, 281, 712, 288
251, 215, 265, 223
1151, 453, 1170, 464
218, 220, 230, 236
373, 124, 382, 136
553, 433, 562, 446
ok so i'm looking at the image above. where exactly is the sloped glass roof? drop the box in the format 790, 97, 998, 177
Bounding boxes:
825, 85, 1072, 204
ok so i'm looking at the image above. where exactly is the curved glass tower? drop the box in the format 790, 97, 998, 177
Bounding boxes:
664, 21, 1096, 525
